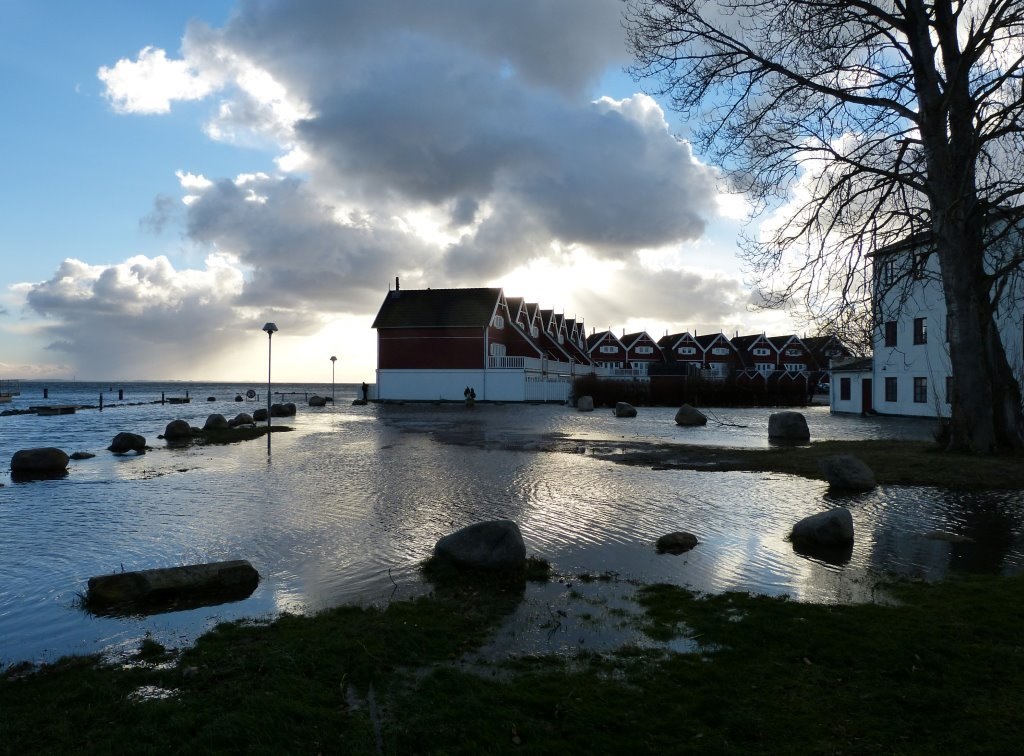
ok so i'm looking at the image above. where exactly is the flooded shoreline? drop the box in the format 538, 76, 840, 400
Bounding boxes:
2, 388, 1022, 667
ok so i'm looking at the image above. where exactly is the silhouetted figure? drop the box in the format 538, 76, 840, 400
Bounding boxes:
361, 382, 369, 401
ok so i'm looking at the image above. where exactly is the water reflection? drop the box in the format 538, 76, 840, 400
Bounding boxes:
1, 397, 1022, 666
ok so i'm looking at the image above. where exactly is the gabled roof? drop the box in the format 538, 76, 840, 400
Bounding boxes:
658, 331, 693, 349
622, 331, 658, 349
372, 287, 501, 328
695, 332, 732, 350
768, 334, 801, 351
731, 334, 772, 352
586, 330, 624, 352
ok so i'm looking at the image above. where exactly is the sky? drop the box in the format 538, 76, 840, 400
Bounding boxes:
0, 0, 801, 384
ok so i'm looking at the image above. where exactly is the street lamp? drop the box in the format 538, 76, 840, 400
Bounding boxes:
330, 355, 337, 404
262, 322, 278, 455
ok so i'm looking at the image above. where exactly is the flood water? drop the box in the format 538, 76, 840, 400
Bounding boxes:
2, 381, 1023, 667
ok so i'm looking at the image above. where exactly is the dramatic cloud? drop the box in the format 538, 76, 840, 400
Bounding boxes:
16, 0, 751, 379
23, 255, 249, 377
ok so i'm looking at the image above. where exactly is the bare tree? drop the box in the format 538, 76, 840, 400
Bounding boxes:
626, 0, 1024, 452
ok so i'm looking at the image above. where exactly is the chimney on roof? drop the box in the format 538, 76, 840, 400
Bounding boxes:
396, 276, 400, 291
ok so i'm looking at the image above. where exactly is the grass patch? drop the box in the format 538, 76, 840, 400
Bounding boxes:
4, 575, 1024, 752
611, 439, 1024, 489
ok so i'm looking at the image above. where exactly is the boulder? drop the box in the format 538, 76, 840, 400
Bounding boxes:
818, 454, 876, 491
271, 402, 297, 417
11, 447, 69, 476
234, 395, 244, 402
230, 412, 254, 427
86, 559, 259, 613
656, 531, 699, 554
308, 395, 328, 407
577, 395, 594, 412
432, 520, 527, 572
675, 404, 708, 426
203, 413, 230, 431
614, 402, 638, 418
768, 411, 810, 442
206, 396, 217, 402
352, 399, 368, 406
253, 408, 268, 422
108, 432, 146, 455
790, 507, 854, 547
163, 419, 193, 440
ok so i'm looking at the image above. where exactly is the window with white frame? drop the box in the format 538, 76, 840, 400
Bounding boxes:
755, 362, 774, 373
712, 347, 729, 355
490, 342, 506, 357
530, 326, 538, 338
600, 345, 617, 354
492, 315, 504, 329
753, 347, 770, 356
636, 345, 654, 354
783, 363, 806, 371
785, 348, 801, 356
557, 333, 564, 344
678, 346, 696, 355
710, 362, 728, 375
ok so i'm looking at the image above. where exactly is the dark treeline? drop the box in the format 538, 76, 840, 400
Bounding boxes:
572, 374, 812, 408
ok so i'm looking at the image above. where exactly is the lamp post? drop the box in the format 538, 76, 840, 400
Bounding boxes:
262, 322, 278, 455
330, 355, 337, 405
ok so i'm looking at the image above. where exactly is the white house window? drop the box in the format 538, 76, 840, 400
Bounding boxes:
753, 347, 771, 356
636, 345, 654, 354
557, 333, 564, 344
756, 362, 774, 373
785, 348, 801, 356
490, 343, 506, 357
783, 363, 806, 372
678, 346, 696, 355
492, 315, 504, 329
710, 363, 728, 375
599, 345, 618, 354
712, 347, 730, 355
530, 326, 538, 338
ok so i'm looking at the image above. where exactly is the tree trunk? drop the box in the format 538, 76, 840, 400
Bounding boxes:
937, 227, 1024, 453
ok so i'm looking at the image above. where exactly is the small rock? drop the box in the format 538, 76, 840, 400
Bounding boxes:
675, 404, 708, 426
656, 531, 699, 554
577, 395, 594, 412
163, 419, 193, 440
614, 402, 637, 418
791, 507, 854, 546
203, 414, 229, 431
432, 520, 527, 572
11, 447, 69, 476
70, 451, 96, 460
818, 454, 875, 491
108, 432, 146, 455
769, 411, 810, 442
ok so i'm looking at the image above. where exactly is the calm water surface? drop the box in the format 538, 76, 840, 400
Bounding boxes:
1, 381, 1022, 666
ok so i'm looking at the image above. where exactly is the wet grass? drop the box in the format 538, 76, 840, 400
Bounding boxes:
610, 439, 1024, 489
3, 574, 1023, 753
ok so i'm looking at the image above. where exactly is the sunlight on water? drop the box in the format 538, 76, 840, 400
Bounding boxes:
2, 382, 1022, 666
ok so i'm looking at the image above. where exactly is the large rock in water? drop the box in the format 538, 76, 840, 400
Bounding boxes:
675, 404, 708, 426
163, 419, 193, 440
656, 531, 699, 554
203, 413, 229, 431
614, 402, 637, 418
230, 412, 254, 427
432, 520, 527, 572
818, 454, 876, 491
768, 411, 810, 442
576, 395, 594, 412
308, 395, 328, 407
86, 559, 259, 613
108, 432, 146, 455
253, 408, 268, 422
11, 447, 69, 475
790, 507, 854, 546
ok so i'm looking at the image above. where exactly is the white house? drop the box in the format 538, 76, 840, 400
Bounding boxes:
831, 232, 1024, 417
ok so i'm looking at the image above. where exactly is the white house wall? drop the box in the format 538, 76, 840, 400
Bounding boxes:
375, 369, 530, 402
872, 241, 1024, 419
829, 371, 872, 414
